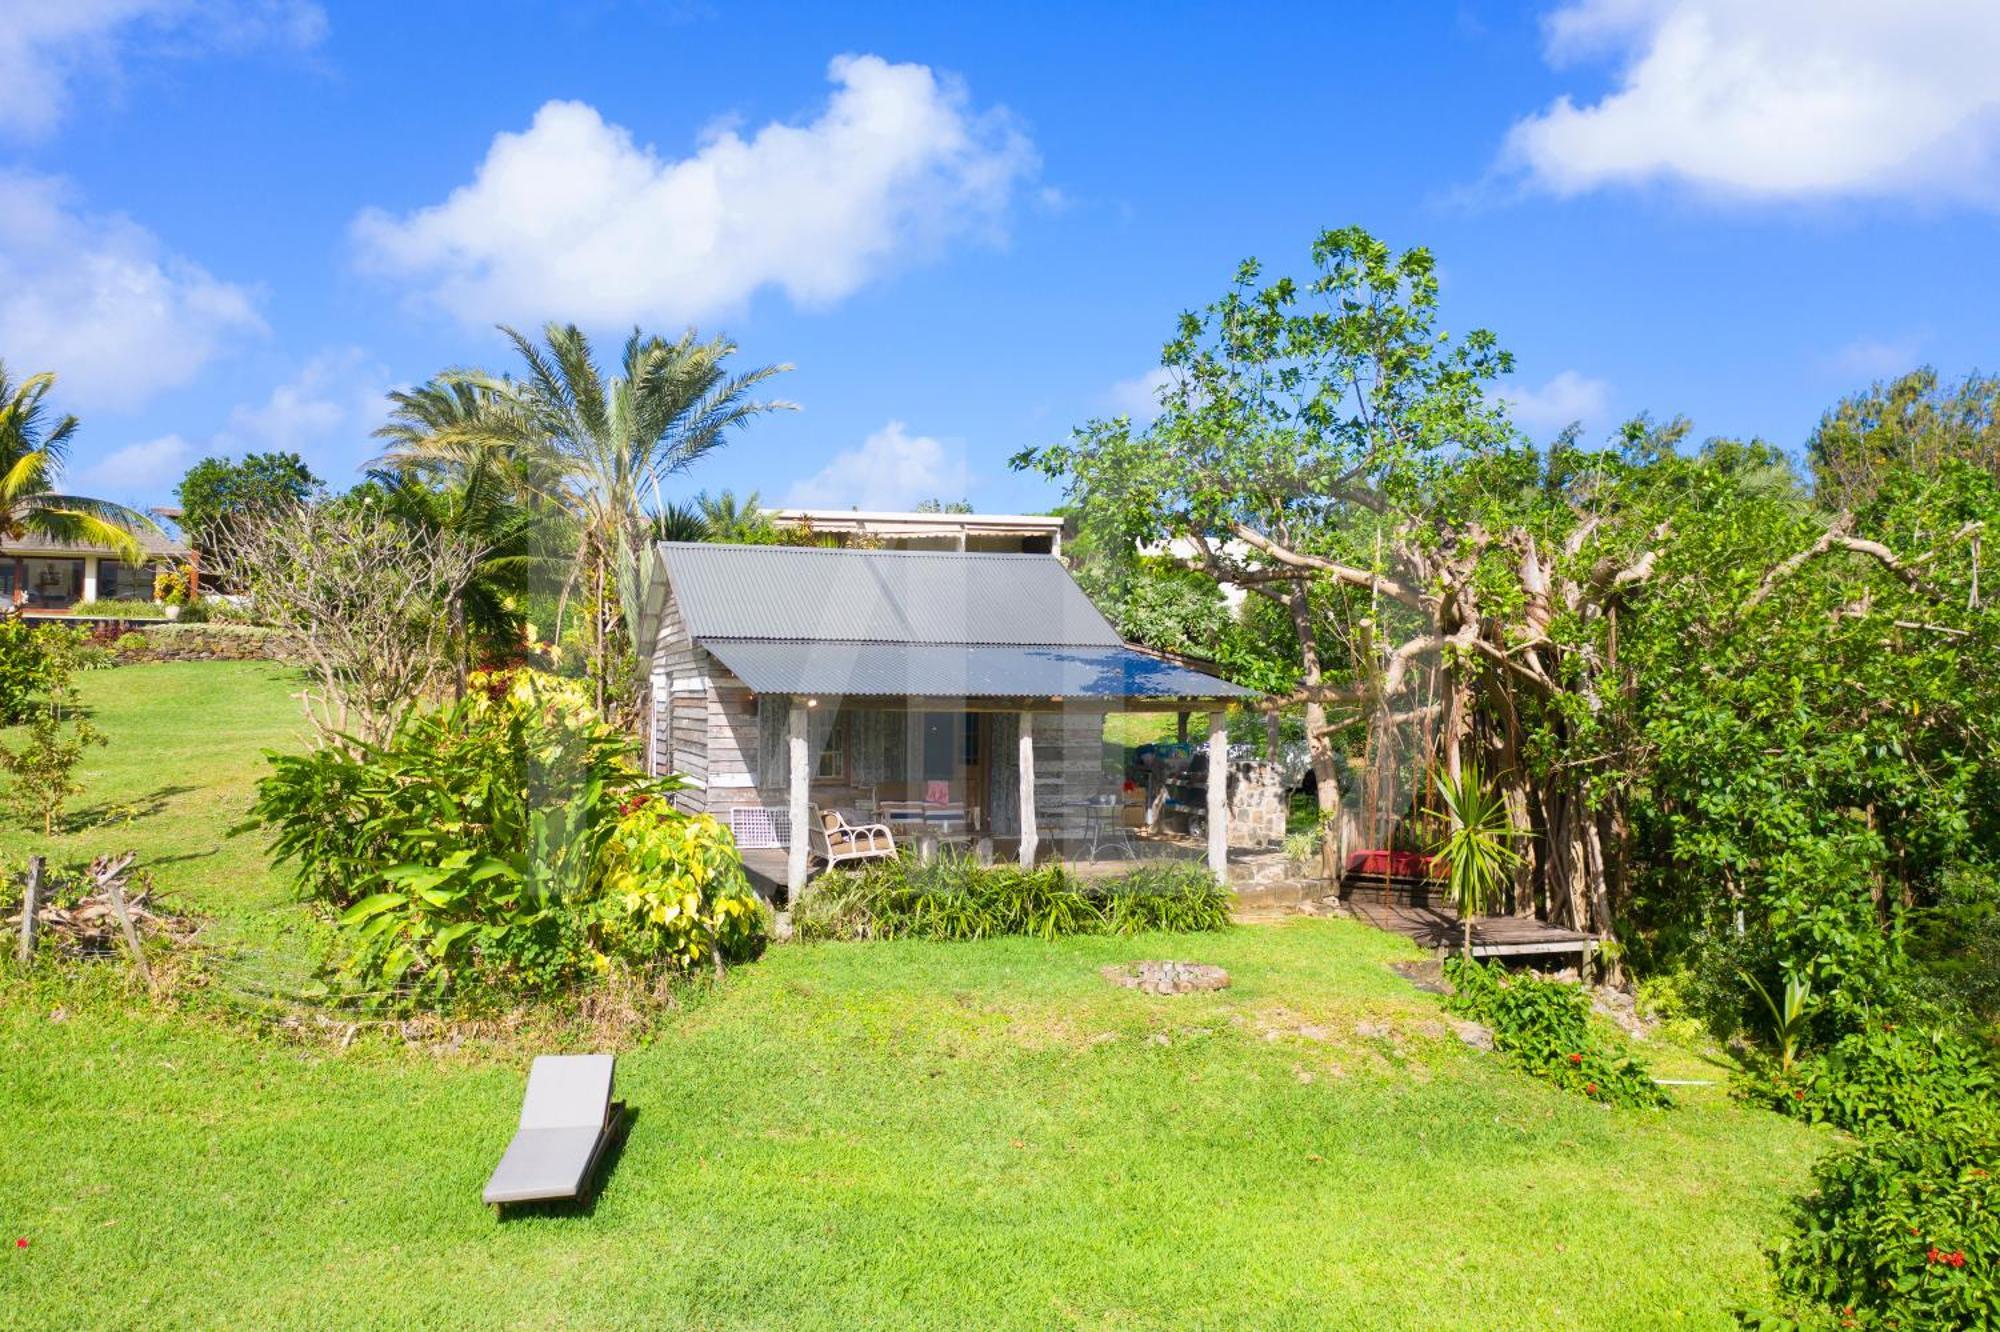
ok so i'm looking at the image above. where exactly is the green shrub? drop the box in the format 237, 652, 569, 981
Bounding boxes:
1742, 1017, 2000, 1328
796, 853, 1233, 943
0, 618, 95, 723
1753, 1128, 2000, 1331
1100, 860, 1235, 934
1444, 959, 1671, 1108
71, 598, 167, 619
595, 797, 768, 973
1755, 1022, 1999, 1140
242, 670, 765, 1005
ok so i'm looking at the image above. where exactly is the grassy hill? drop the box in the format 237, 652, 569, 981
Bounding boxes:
0, 663, 1822, 1330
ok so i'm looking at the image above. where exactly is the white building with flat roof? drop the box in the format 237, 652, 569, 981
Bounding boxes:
760, 507, 1061, 556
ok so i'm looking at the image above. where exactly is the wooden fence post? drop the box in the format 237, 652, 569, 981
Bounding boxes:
16, 855, 42, 965
100, 854, 151, 992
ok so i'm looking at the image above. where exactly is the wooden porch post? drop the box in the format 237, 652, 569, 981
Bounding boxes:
1017, 712, 1037, 867
787, 698, 809, 901
1207, 711, 1229, 879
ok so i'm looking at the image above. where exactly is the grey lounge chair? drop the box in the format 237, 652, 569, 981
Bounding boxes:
483, 1054, 625, 1214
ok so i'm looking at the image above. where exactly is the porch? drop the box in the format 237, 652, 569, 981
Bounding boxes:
1345, 898, 1598, 963
734, 695, 1244, 903
2, 550, 178, 612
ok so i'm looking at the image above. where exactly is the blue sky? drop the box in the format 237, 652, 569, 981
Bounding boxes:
5, 0, 1997, 517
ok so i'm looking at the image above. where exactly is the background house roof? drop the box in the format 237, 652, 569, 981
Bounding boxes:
654, 542, 1255, 703
2, 527, 189, 559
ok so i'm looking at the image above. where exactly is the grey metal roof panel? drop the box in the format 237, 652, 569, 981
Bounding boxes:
699, 639, 1257, 701
656, 542, 1120, 647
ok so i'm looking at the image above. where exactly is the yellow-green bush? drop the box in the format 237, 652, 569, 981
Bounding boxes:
594, 798, 768, 973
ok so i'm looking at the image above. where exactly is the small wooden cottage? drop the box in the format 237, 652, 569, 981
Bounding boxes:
633, 542, 1254, 898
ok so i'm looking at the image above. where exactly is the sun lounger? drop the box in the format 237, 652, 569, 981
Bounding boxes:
483, 1054, 625, 1213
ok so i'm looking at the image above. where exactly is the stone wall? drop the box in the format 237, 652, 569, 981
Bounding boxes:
105, 624, 295, 664
1225, 759, 1286, 847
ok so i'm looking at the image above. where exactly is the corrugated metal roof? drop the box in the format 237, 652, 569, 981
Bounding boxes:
657, 542, 1121, 646
699, 640, 1257, 701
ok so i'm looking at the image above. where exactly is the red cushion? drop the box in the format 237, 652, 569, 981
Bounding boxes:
1344, 849, 1442, 879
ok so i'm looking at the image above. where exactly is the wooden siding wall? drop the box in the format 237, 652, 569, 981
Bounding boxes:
652, 593, 700, 808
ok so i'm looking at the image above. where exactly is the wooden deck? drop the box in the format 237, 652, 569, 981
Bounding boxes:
1345, 899, 1597, 961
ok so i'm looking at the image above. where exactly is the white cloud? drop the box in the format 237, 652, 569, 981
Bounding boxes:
69, 349, 389, 503
1827, 336, 1921, 381
783, 420, 967, 511
221, 347, 391, 467
73, 432, 194, 496
1103, 367, 1173, 421
0, 170, 263, 411
1501, 369, 1613, 434
1504, 1, 2000, 202
352, 54, 1039, 327
0, 0, 325, 139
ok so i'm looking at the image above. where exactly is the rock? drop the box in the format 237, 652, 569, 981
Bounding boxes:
1101, 961, 1231, 996
1449, 1018, 1494, 1051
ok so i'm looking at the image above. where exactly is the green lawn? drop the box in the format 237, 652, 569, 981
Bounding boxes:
0, 664, 1823, 1330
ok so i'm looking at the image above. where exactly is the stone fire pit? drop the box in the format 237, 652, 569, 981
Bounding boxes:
1101, 961, 1231, 996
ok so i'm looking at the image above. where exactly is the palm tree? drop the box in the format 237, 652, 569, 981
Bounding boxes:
0, 363, 156, 565
371, 377, 579, 696
695, 488, 777, 542
380, 324, 794, 713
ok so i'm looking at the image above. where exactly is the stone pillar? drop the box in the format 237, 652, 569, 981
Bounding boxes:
787, 699, 810, 900
1017, 713, 1037, 867
1207, 712, 1229, 878
82, 556, 98, 604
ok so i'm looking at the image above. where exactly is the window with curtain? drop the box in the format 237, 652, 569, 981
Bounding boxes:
99, 561, 157, 601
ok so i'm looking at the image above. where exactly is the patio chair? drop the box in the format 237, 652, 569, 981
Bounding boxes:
809, 805, 897, 872
483, 1054, 625, 1215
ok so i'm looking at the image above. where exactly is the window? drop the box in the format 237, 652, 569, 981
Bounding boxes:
816, 713, 847, 780
22, 558, 82, 608
99, 561, 157, 601
0, 562, 14, 601
919, 712, 977, 780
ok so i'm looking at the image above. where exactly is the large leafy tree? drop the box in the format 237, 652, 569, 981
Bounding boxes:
0, 363, 155, 563
1020, 227, 1519, 875
1023, 227, 1989, 972
1807, 367, 2000, 510
174, 451, 322, 560
379, 324, 793, 713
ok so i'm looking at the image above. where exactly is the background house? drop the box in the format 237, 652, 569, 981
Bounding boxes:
635, 541, 1253, 898
758, 507, 1061, 555
1, 524, 192, 614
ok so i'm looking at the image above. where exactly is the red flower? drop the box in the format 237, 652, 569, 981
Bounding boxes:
1585, 1082, 1598, 1095
1568, 1052, 1583, 1065
1794, 1089, 1806, 1100
1950, 1251, 1967, 1268
12, 1238, 24, 1249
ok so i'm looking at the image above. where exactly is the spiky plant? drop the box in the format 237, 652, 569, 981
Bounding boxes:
1432, 764, 1525, 960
